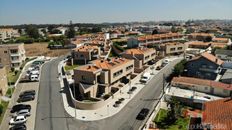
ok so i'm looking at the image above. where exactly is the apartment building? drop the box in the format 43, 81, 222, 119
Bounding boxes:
160, 42, 186, 55
0, 65, 8, 98
122, 47, 156, 72
0, 28, 20, 42
171, 76, 232, 97
0, 43, 26, 70
138, 33, 183, 45
71, 45, 100, 64
74, 58, 134, 99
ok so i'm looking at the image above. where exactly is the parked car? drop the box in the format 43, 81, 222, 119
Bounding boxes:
9, 124, 26, 130
136, 108, 150, 120
30, 74, 39, 81
10, 104, 31, 113
13, 109, 31, 117
17, 95, 35, 103
140, 72, 151, 83
19, 90, 36, 97
9, 115, 27, 125
156, 66, 161, 70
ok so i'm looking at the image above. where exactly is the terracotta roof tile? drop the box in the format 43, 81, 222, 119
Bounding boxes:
172, 76, 232, 90
203, 98, 232, 130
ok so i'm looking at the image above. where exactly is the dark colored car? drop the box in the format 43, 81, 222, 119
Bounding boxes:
10, 104, 31, 113
17, 95, 35, 103
136, 108, 150, 120
19, 90, 36, 98
10, 124, 26, 130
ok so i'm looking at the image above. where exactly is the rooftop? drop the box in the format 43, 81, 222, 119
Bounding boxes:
212, 37, 229, 43
203, 98, 232, 130
74, 45, 99, 52
187, 41, 211, 46
190, 52, 224, 65
124, 47, 155, 55
172, 76, 232, 90
215, 49, 232, 57
92, 58, 132, 70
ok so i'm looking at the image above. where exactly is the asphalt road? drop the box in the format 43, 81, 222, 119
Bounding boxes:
35, 57, 181, 130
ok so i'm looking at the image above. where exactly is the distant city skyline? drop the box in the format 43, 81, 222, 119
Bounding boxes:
0, 0, 232, 25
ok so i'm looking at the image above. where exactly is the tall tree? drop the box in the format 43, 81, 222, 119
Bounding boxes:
25, 25, 40, 39
66, 21, 76, 38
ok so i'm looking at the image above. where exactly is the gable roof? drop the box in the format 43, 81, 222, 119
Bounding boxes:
189, 52, 224, 65
215, 49, 232, 57
203, 98, 232, 130
172, 76, 232, 90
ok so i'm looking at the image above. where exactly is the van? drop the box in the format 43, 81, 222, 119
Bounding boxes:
30, 74, 39, 81
140, 72, 151, 83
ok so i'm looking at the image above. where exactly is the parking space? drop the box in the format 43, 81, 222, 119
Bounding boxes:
4, 59, 44, 130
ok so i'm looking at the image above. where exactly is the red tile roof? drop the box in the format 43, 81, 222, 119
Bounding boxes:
172, 76, 232, 90
190, 52, 224, 65
203, 98, 232, 130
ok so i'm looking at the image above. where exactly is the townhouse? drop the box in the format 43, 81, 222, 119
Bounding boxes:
122, 47, 156, 72
160, 42, 186, 55
186, 52, 223, 80
186, 41, 211, 49
0, 43, 26, 70
71, 45, 100, 64
138, 33, 183, 45
188, 33, 214, 42
171, 76, 232, 97
211, 37, 231, 48
74, 58, 134, 99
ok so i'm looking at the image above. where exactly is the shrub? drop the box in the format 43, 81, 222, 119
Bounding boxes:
0, 104, 3, 115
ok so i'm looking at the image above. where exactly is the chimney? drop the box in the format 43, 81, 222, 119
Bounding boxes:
215, 58, 218, 63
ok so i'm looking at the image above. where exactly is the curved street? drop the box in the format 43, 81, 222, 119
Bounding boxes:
35, 57, 181, 130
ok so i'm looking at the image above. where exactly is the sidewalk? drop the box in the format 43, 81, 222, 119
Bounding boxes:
58, 57, 181, 121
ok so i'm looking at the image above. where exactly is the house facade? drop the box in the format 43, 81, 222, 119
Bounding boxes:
122, 47, 156, 72
186, 52, 223, 80
171, 76, 232, 97
161, 42, 186, 55
0, 43, 26, 70
74, 58, 134, 99
0, 65, 8, 98
0, 28, 20, 42
215, 49, 232, 61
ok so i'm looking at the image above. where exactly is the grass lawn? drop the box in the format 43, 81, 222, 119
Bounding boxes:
6, 87, 15, 97
64, 64, 79, 71
0, 101, 9, 124
154, 109, 190, 130
7, 70, 21, 85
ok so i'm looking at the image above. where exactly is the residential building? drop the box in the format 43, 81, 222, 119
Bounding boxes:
74, 58, 134, 99
186, 52, 224, 80
219, 69, 232, 84
122, 47, 156, 72
188, 33, 214, 41
0, 65, 8, 98
160, 42, 186, 55
71, 45, 100, 64
0, 43, 26, 70
138, 33, 183, 46
0, 28, 20, 42
202, 98, 232, 130
212, 37, 231, 43
127, 37, 139, 48
187, 41, 211, 49
215, 49, 232, 61
171, 76, 232, 97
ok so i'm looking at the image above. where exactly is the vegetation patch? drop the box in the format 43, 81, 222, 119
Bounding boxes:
64, 64, 79, 71
0, 101, 9, 124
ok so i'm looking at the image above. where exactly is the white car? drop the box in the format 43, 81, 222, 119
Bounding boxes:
13, 109, 31, 117
9, 115, 27, 125
30, 74, 39, 81
140, 72, 151, 83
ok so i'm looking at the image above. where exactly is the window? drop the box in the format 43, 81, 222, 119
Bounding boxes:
80, 54, 84, 57
177, 47, 183, 50
126, 65, 133, 71
223, 89, 228, 94
204, 87, 208, 90
170, 48, 175, 51
4, 51, 7, 53
81, 76, 85, 80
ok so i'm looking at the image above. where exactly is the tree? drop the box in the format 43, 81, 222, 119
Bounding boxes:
25, 25, 40, 39
152, 29, 159, 35
0, 104, 3, 115
66, 21, 76, 38
173, 59, 187, 76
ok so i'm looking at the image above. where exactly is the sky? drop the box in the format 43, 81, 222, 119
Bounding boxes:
0, 0, 232, 25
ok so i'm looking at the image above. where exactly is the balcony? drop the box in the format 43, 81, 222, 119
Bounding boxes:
11, 59, 21, 63
10, 53, 20, 57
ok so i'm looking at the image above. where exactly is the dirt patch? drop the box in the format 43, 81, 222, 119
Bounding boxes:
24, 42, 70, 57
